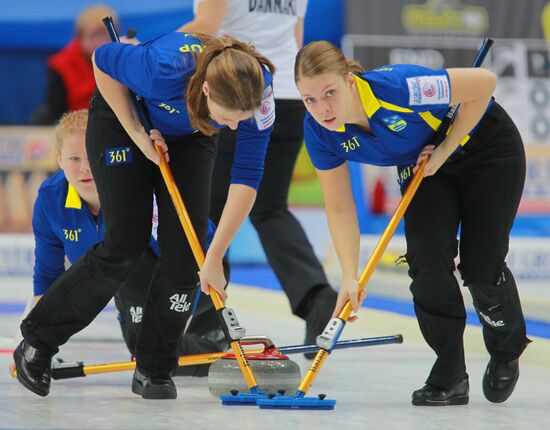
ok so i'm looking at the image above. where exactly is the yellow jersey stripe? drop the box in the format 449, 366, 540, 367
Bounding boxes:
445, 124, 472, 146
460, 135, 471, 146
417, 111, 442, 131
65, 183, 82, 209
353, 75, 381, 118
378, 100, 414, 113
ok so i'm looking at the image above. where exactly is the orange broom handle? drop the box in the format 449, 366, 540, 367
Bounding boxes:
297, 162, 426, 394
152, 144, 256, 387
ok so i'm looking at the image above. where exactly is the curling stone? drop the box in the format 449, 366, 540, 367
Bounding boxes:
208, 336, 301, 397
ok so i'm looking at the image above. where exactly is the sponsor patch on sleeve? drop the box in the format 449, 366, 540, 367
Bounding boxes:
406, 75, 450, 106
254, 85, 275, 130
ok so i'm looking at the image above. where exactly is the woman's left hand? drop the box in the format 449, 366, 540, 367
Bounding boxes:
413, 144, 447, 177
423, 145, 449, 176
413, 144, 434, 175
198, 254, 228, 302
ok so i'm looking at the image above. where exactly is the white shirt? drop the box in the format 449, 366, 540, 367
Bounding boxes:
194, 0, 308, 100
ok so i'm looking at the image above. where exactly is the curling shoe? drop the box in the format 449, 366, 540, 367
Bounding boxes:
412, 379, 469, 406
13, 340, 53, 397
483, 358, 519, 403
303, 285, 338, 359
132, 367, 177, 399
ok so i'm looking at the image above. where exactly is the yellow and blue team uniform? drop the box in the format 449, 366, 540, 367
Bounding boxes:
304, 64, 530, 393
304, 64, 490, 169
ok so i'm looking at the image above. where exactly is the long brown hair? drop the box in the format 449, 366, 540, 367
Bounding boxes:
187, 34, 275, 136
295, 40, 364, 84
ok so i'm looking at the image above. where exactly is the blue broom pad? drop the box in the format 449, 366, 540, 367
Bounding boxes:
220, 392, 272, 406
257, 395, 336, 410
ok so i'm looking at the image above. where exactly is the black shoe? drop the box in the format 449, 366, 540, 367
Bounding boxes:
132, 367, 177, 399
173, 330, 228, 377
13, 340, 53, 397
483, 358, 519, 403
303, 285, 338, 359
412, 379, 469, 406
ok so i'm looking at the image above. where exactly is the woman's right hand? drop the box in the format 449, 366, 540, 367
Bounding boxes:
133, 128, 169, 166
332, 276, 365, 322
198, 252, 228, 302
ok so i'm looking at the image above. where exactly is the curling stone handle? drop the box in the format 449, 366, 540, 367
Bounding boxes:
239, 336, 276, 352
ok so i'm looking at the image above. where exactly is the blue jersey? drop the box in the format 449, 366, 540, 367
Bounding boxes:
32, 170, 216, 296
94, 32, 275, 189
304, 64, 483, 170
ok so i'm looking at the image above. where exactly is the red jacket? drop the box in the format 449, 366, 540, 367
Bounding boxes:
48, 38, 96, 110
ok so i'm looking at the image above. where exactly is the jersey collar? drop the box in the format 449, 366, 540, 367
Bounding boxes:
65, 183, 82, 209
335, 75, 381, 132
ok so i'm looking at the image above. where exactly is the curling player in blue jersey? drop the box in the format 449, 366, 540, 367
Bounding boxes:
294, 41, 530, 406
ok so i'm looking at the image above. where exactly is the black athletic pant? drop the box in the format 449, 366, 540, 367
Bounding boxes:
398, 102, 530, 388
210, 99, 329, 318
115, 248, 229, 357
22, 92, 216, 377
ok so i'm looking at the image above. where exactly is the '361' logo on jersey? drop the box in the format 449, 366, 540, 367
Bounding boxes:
63, 228, 81, 242
340, 136, 361, 153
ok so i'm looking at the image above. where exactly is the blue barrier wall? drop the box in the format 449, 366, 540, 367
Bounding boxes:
0, 0, 344, 124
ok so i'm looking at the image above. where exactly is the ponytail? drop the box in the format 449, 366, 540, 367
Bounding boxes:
187, 34, 275, 136
346, 59, 365, 75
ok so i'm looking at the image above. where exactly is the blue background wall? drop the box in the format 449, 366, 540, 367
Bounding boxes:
0, 0, 344, 124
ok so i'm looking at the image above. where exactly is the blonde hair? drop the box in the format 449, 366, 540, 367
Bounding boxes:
75, 4, 118, 34
295, 41, 364, 84
55, 110, 89, 153
186, 34, 276, 136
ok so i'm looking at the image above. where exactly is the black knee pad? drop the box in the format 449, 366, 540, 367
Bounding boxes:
467, 266, 517, 332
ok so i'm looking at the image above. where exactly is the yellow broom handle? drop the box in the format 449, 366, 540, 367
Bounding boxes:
84, 347, 265, 376
340, 161, 426, 321
153, 144, 258, 389
155, 145, 205, 268
11, 347, 266, 379
298, 162, 427, 394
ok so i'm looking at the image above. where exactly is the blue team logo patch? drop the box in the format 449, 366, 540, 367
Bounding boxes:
105, 147, 133, 166
382, 115, 407, 132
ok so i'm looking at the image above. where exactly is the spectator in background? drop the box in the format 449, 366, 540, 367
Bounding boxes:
31, 5, 117, 125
